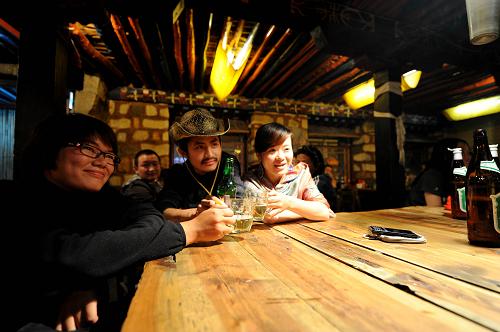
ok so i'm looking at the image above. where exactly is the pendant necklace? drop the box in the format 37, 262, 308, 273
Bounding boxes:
185, 160, 221, 197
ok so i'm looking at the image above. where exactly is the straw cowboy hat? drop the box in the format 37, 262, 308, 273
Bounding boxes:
169, 108, 230, 143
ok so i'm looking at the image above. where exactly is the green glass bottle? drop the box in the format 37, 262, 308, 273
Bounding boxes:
448, 147, 467, 220
217, 157, 236, 202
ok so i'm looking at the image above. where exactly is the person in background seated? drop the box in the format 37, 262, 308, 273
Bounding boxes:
409, 138, 471, 206
121, 149, 163, 202
156, 108, 244, 221
7, 113, 234, 332
295, 145, 337, 210
243, 122, 334, 224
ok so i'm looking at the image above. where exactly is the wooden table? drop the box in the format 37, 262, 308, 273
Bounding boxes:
122, 206, 500, 331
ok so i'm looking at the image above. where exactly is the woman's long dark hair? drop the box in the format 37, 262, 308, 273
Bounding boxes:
295, 145, 326, 178
22, 113, 118, 182
254, 122, 292, 153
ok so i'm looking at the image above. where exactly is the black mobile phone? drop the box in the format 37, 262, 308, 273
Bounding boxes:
368, 226, 421, 239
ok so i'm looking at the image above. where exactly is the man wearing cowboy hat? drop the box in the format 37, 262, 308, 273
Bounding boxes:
156, 108, 244, 221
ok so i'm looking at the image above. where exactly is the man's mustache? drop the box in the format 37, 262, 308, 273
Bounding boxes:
201, 157, 218, 163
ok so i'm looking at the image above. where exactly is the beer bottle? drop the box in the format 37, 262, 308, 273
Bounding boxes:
490, 144, 499, 168
466, 129, 500, 247
217, 156, 236, 203
447, 147, 467, 219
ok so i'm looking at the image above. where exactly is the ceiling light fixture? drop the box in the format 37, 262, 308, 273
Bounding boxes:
465, 0, 499, 45
343, 70, 422, 110
442, 95, 500, 121
210, 19, 259, 101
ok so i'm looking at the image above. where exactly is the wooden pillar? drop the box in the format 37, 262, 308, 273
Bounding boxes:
374, 68, 406, 208
14, 14, 69, 179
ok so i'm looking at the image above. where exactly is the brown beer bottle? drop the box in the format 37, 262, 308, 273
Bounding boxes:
466, 129, 500, 247
448, 147, 467, 219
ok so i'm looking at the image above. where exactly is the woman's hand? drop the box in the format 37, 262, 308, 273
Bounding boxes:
266, 190, 295, 218
55, 290, 98, 331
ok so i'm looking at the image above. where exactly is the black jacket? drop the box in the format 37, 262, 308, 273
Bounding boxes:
156, 152, 244, 211
7, 178, 185, 330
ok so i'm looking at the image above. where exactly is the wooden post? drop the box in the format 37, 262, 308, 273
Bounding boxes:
374, 68, 406, 208
14, 14, 69, 179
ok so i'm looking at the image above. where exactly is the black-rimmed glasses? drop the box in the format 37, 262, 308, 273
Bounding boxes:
67, 142, 121, 165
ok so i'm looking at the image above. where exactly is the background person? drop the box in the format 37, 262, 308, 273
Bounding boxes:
7, 113, 234, 331
409, 138, 471, 206
156, 108, 244, 221
121, 149, 163, 202
295, 145, 337, 210
243, 122, 334, 224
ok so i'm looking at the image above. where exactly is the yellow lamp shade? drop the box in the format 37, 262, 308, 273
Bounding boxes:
443, 95, 500, 121
342, 70, 422, 110
210, 21, 259, 101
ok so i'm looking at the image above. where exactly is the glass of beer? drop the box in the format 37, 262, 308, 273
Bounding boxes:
252, 193, 268, 222
229, 198, 254, 233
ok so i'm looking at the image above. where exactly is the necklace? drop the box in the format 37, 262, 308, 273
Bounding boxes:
185, 159, 221, 196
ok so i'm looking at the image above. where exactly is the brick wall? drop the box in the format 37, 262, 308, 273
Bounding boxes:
352, 121, 376, 188
101, 100, 171, 187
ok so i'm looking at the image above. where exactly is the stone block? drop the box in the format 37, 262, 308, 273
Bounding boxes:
132, 130, 149, 141
363, 144, 375, 152
145, 104, 158, 116
143, 118, 169, 129
117, 132, 127, 142
109, 118, 131, 129
152, 131, 161, 141
109, 175, 123, 187
362, 121, 375, 133
159, 106, 170, 118
353, 152, 371, 162
362, 163, 376, 172
119, 104, 130, 115
141, 143, 169, 154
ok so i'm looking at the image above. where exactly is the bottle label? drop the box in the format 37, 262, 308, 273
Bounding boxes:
453, 166, 467, 176
457, 187, 467, 212
491, 192, 500, 234
480, 160, 500, 173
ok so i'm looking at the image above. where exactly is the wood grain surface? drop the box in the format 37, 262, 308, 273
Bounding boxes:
122, 207, 499, 332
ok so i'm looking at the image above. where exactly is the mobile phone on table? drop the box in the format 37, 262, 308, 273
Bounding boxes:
368, 226, 426, 243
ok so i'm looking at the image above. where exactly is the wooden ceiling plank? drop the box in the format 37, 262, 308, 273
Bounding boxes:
262, 42, 318, 96
173, 19, 185, 90
288, 55, 349, 98
109, 14, 147, 86
237, 25, 276, 86
128, 17, 162, 89
238, 28, 292, 96
186, 9, 196, 91
240, 33, 306, 97
200, 13, 213, 92
69, 23, 125, 81
155, 23, 175, 88
304, 68, 361, 100
253, 37, 315, 96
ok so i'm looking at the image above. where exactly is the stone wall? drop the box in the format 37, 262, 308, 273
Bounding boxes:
247, 111, 309, 166
103, 100, 170, 187
352, 120, 376, 188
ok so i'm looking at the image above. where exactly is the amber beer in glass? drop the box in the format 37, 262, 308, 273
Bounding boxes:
466, 129, 500, 247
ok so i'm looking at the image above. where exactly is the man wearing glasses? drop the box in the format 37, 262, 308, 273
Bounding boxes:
121, 149, 163, 202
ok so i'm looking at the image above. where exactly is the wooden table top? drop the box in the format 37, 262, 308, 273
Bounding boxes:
122, 206, 500, 332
